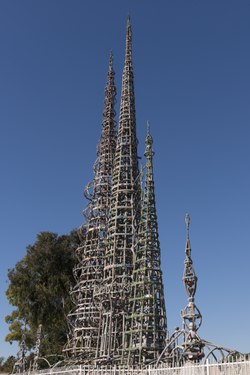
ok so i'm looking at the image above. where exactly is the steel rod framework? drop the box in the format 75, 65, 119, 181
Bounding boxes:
13, 327, 27, 373
98, 16, 141, 364
12, 18, 245, 373
61, 18, 240, 370
181, 214, 204, 362
156, 215, 240, 367
64, 53, 117, 362
126, 124, 167, 366
63, 17, 168, 367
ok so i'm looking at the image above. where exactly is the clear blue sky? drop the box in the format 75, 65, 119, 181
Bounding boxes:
1, 0, 250, 359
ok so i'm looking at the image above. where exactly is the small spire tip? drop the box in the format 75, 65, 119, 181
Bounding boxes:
109, 50, 113, 65
147, 120, 151, 134
185, 213, 190, 227
127, 14, 131, 29
185, 214, 190, 238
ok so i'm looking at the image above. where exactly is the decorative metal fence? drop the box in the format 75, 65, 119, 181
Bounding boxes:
28, 360, 250, 375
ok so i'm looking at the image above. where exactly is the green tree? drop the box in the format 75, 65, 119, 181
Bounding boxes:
0, 356, 17, 373
5, 231, 80, 357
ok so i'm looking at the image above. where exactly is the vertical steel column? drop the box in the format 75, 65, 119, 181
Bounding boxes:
99, 17, 140, 363
181, 214, 204, 362
126, 124, 167, 366
64, 54, 117, 363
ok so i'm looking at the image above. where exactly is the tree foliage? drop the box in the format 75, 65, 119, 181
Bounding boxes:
5, 231, 80, 356
0, 356, 17, 373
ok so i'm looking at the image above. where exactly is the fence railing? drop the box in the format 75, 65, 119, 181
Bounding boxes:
27, 360, 250, 375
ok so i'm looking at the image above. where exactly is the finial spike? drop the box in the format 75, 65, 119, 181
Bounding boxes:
185, 213, 190, 239
145, 121, 154, 155
127, 13, 131, 26
109, 50, 113, 67
147, 120, 151, 135
125, 14, 132, 50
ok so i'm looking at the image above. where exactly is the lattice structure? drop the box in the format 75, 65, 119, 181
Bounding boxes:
13, 329, 27, 373
13, 18, 244, 372
64, 53, 117, 362
97, 17, 141, 364
32, 324, 43, 370
180, 214, 204, 362
156, 215, 239, 367
126, 124, 167, 366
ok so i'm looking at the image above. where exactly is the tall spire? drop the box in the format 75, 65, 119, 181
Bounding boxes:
64, 53, 117, 363
126, 124, 167, 366
181, 214, 204, 361
99, 17, 140, 363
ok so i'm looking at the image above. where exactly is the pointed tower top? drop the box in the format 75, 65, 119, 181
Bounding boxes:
125, 15, 132, 62
185, 213, 190, 239
146, 120, 151, 134
185, 213, 191, 257
127, 14, 131, 26
109, 50, 114, 68
183, 213, 198, 300
145, 121, 154, 157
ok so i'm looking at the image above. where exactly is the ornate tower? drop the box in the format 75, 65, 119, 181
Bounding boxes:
98, 17, 140, 363
126, 124, 167, 366
155, 214, 237, 367
64, 53, 117, 362
181, 214, 204, 362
